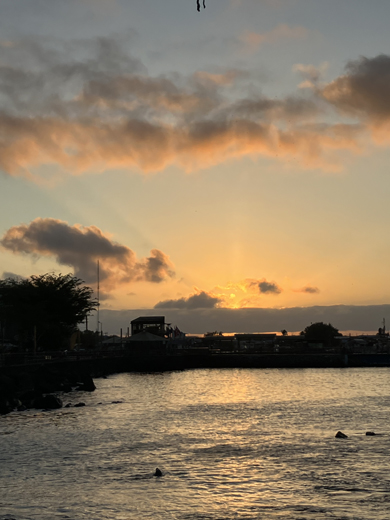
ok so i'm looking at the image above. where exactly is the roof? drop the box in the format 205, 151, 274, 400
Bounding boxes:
102, 336, 123, 344
235, 334, 276, 340
128, 330, 166, 342
131, 316, 165, 324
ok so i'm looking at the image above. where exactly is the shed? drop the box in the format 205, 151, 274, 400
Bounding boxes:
127, 329, 167, 351
130, 316, 166, 337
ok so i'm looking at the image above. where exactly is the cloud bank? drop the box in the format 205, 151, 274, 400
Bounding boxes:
0, 35, 387, 178
0, 218, 175, 291
155, 290, 222, 309
101, 305, 390, 335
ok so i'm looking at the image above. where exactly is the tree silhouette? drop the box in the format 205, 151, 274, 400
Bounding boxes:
300, 322, 341, 344
0, 273, 97, 350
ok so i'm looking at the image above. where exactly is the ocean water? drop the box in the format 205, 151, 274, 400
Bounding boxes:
1, 367, 390, 520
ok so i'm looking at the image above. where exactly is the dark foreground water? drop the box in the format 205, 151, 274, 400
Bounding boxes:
1, 368, 390, 520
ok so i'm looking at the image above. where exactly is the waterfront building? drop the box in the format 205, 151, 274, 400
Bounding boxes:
130, 316, 166, 337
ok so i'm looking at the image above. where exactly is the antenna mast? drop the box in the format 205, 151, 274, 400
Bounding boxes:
97, 259, 100, 332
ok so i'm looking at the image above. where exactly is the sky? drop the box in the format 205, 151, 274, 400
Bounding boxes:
1, 0, 390, 335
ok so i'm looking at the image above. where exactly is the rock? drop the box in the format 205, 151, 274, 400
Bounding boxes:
0, 376, 17, 415
74, 402, 86, 407
0, 398, 12, 415
14, 371, 35, 395
77, 374, 96, 392
32, 394, 63, 410
154, 468, 163, 477
366, 431, 376, 436
11, 398, 22, 409
33, 366, 63, 394
19, 389, 41, 409
335, 431, 348, 439
60, 384, 73, 393
0, 374, 16, 400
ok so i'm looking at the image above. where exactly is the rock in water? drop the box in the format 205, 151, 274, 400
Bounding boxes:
78, 374, 96, 392
154, 468, 163, 477
366, 431, 376, 436
335, 431, 348, 438
33, 394, 63, 409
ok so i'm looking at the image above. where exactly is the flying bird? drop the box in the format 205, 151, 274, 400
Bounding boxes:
197, 0, 206, 11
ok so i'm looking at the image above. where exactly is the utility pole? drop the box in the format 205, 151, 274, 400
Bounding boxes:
96, 260, 100, 333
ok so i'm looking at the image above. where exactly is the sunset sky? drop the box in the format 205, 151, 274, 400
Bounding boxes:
1, 0, 390, 334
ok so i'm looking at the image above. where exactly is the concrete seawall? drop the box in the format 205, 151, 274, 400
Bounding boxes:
2, 352, 390, 381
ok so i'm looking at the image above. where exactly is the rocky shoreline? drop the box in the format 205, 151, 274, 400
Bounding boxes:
0, 364, 96, 415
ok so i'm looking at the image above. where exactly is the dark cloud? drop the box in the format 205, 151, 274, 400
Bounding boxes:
0, 218, 175, 289
154, 290, 221, 309
257, 280, 282, 295
138, 249, 175, 284
0, 35, 367, 178
229, 95, 319, 121
321, 55, 390, 121
296, 286, 320, 294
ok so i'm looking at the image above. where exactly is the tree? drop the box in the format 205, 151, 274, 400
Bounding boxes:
0, 273, 98, 351
300, 322, 341, 344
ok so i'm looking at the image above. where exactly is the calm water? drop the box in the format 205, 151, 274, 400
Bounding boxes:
1, 368, 390, 520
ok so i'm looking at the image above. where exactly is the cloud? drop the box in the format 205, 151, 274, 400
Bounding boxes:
227, 95, 320, 122
0, 218, 175, 291
294, 286, 320, 294
154, 290, 222, 309
241, 24, 309, 52
257, 280, 282, 295
294, 62, 329, 89
0, 35, 373, 178
321, 55, 390, 120
319, 54, 390, 144
245, 278, 282, 295
141, 249, 176, 284
208, 278, 321, 308
1, 271, 25, 280
0, 111, 362, 177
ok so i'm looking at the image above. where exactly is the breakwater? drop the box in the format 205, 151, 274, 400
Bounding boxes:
2, 350, 390, 414
3, 349, 390, 376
